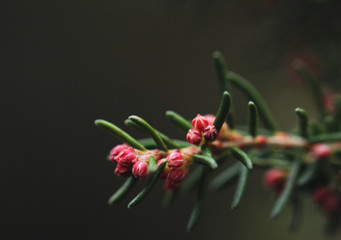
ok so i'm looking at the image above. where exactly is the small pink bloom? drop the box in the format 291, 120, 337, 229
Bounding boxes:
114, 147, 137, 167
192, 114, 209, 131
311, 144, 331, 160
167, 152, 184, 168
109, 144, 129, 162
167, 168, 185, 183
132, 161, 149, 179
203, 125, 218, 141
263, 169, 287, 192
186, 129, 202, 146
114, 164, 132, 177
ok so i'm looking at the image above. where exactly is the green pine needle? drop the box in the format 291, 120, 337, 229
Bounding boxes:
210, 162, 241, 190
297, 161, 319, 186
162, 190, 178, 208
187, 167, 209, 232
193, 154, 218, 170
248, 101, 258, 137
137, 138, 190, 149
308, 132, 341, 143
270, 157, 301, 219
125, 119, 180, 149
213, 51, 231, 94
94, 119, 146, 151
289, 193, 303, 232
165, 110, 192, 132
213, 91, 232, 133
108, 177, 137, 206
124, 119, 145, 132
227, 71, 278, 133
182, 152, 230, 192
231, 165, 249, 209
309, 120, 324, 136
230, 146, 253, 170
181, 166, 204, 192
293, 62, 326, 120
129, 115, 168, 152
295, 108, 309, 139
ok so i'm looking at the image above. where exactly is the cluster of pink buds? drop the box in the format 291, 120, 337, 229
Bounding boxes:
313, 187, 340, 215
263, 168, 288, 194
186, 114, 218, 146
108, 144, 162, 179
108, 143, 197, 190
163, 151, 189, 191
109, 144, 137, 177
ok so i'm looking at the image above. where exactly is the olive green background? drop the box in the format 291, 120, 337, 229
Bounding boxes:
2, 0, 341, 239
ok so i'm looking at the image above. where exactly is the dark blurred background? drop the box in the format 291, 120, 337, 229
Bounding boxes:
2, 0, 341, 239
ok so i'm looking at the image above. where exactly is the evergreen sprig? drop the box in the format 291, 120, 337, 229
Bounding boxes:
95, 51, 341, 233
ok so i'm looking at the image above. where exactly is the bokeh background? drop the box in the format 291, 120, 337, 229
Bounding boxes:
2, 0, 341, 239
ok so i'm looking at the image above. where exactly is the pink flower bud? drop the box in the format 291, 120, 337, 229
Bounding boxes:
263, 169, 287, 192
114, 164, 132, 177
313, 187, 330, 205
114, 147, 137, 167
203, 125, 218, 141
132, 161, 149, 179
205, 114, 229, 139
323, 90, 337, 113
164, 167, 187, 191
192, 114, 209, 131
109, 144, 129, 162
322, 90, 341, 113
255, 135, 267, 147
167, 152, 184, 168
313, 187, 340, 215
164, 179, 181, 191
152, 149, 163, 161
205, 114, 215, 125
186, 128, 202, 146
167, 168, 185, 183
311, 144, 331, 160
137, 154, 150, 162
